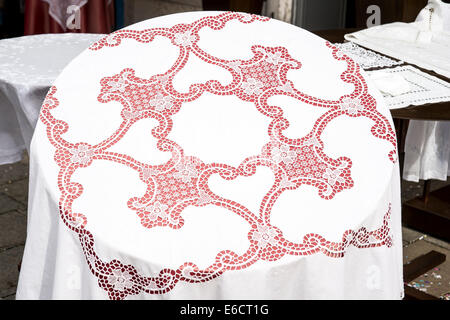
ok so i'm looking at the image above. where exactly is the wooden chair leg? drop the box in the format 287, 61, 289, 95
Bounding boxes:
422, 180, 432, 205
394, 118, 409, 178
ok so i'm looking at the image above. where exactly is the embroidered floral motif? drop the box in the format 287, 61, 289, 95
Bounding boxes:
271, 145, 297, 165
341, 97, 364, 115
107, 77, 127, 92
251, 224, 279, 248
107, 269, 134, 291
173, 161, 198, 183
144, 201, 169, 221
174, 31, 196, 46
322, 168, 345, 186
265, 51, 286, 65
149, 93, 174, 112
123, 109, 140, 120
69, 145, 94, 165
241, 78, 264, 95
278, 82, 293, 93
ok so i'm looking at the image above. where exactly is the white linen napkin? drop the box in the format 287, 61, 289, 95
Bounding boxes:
369, 71, 411, 96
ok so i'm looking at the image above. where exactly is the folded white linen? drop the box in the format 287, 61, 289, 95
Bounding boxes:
355, 22, 422, 43
367, 65, 450, 109
369, 71, 411, 96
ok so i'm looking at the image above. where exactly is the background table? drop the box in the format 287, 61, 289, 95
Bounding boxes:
0, 33, 104, 165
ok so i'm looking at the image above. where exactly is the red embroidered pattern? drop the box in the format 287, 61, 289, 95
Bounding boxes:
40, 12, 396, 299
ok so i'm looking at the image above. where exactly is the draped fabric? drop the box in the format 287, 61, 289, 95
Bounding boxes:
17, 11, 403, 300
24, 0, 115, 35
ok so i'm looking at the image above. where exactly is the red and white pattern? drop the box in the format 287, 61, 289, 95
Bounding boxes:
39, 12, 397, 300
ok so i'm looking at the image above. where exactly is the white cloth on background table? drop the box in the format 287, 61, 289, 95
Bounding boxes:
344, 0, 450, 79
369, 70, 410, 97
17, 11, 403, 300
367, 65, 450, 109
0, 33, 104, 164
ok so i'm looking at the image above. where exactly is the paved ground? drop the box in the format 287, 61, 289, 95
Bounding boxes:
0, 152, 449, 300
0, 154, 28, 300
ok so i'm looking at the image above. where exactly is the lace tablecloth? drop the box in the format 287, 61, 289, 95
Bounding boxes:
16, 11, 403, 300
0, 33, 104, 164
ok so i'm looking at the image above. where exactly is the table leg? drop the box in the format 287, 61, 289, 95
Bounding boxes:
395, 118, 409, 178
422, 179, 432, 205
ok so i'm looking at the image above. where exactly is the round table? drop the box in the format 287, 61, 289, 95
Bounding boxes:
0, 33, 105, 164
17, 11, 403, 300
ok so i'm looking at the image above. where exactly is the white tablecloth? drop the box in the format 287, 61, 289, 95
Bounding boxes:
0, 33, 104, 164
17, 11, 403, 300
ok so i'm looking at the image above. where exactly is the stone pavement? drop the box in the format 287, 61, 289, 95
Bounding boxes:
0, 152, 449, 300
0, 154, 28, 300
